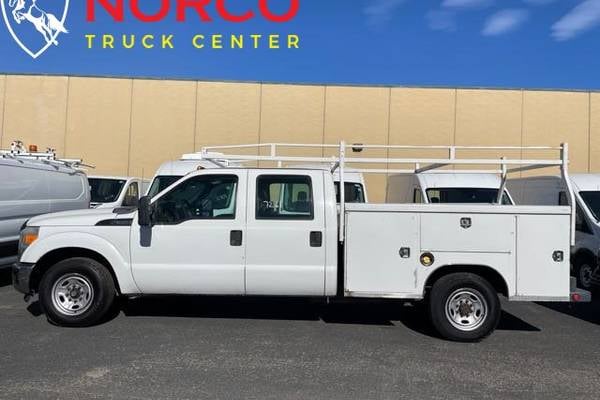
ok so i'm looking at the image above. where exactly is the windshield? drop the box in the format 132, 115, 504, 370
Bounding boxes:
426, 188, 512, 205
579, 191, 600, 222
88, 178, 126, 203
147, 175, 182, 198
334, 182, 366, 203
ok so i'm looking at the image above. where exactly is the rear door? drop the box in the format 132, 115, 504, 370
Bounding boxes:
245, 171, 327, 296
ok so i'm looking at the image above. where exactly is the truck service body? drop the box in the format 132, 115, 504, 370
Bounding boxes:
509, 174, 600, 290
12, 142, 589, 341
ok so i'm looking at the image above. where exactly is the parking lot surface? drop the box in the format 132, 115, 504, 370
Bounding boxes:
1, 267, 599, 400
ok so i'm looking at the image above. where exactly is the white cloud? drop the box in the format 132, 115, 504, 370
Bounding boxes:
427, 10, 457, 32
552, 0, 600, 41
364, 0, 407, 29
482, 9, 529, 36
442, 0, 493, 9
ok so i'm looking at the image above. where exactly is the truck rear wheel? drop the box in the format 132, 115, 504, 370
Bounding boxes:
39, 257, 116, 327
429, 273, 500, 342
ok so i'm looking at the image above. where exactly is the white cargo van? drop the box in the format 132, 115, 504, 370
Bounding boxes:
12, 142, 589, 342
0, 142, 90, 266
88, 176, 150, 209
508, 174, 600, 290
387, 173, 513, 205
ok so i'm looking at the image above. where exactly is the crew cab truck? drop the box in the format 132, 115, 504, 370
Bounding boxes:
12, 142, 589, 342
508, 174, 600, 291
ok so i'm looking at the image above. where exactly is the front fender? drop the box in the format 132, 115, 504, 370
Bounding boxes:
21, 231, 140, 294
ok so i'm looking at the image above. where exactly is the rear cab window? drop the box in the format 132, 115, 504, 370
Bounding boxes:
256, 175, 314, 220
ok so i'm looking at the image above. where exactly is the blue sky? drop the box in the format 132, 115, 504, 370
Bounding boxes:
0, 0, 599, 89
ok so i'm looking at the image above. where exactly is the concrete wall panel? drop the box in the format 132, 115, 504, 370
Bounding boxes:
195, 82, 261, 151
324, 86, 391, 202
589, 93, 600, 172
65, 77, 132, 176
129, 80, 197, 179
455, 89, 523, 168
260, 84, 325, 159
2, 75, 68, 153
389, 88, 455, 165
523, 91, 590, 173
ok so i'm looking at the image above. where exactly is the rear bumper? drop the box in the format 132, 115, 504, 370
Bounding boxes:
12, 262, 35, 295
570, 277, 592, 303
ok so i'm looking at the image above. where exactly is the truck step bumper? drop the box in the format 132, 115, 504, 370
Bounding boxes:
570, 277, 592, 303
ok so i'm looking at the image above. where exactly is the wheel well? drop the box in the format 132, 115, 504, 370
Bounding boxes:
30, 248, 121, 295
425, 265, 509, 297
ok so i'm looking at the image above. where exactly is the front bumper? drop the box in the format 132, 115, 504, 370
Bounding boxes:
12, 262, 35, 295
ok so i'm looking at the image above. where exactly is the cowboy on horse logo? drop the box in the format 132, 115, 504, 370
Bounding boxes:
1, 0, 69, 58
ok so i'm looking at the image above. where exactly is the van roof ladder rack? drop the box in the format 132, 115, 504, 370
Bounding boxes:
1, 140, 94, 170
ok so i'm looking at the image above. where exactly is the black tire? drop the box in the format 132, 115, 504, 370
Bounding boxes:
429, 273, 500, 342
39, 257, 116, 327
573, 256, 595, 292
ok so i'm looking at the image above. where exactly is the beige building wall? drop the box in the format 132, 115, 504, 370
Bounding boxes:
128, 79, 197, 179
1, 74, 598, 201
65, 77, 133, 176
2, 75, 68, 154
324, 86, 391, 202
590, 93, 600, 172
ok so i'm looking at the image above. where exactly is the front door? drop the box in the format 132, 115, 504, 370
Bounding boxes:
245, 171, 327, 296
130, 172, 246, 294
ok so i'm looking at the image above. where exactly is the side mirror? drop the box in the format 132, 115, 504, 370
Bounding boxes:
138, 196, 153, 227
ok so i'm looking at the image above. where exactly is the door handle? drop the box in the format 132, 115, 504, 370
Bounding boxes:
399, 247, 411, 258
310, 231, 323, 247
230, 230, 243, 246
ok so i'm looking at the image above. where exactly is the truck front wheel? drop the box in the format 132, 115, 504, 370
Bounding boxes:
39, 257, 116, 327
429, 273, 500, 342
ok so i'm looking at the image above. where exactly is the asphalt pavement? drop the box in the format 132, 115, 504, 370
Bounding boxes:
1, 266, 599, 400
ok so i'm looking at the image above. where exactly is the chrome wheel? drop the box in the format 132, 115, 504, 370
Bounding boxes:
445, 289, 488, 332
579, 264, 593, 289
51, 273, 94, 316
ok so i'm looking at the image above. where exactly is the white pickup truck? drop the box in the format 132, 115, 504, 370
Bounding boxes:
12, 142, 589, 342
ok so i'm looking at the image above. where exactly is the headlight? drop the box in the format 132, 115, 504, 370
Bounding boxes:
18, 226, 39, 257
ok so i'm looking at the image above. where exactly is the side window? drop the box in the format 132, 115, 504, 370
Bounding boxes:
560, 192, 591, 234
122, 182, 139, 207
154, 175, 238, 224
127, 182, 139, 198
413, 188, 423, 203
256, 175, 314, 220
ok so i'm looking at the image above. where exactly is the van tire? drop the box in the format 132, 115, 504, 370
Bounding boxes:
39, 257, 116, 327
429, 273, 500, 342
574, 256, 596, 291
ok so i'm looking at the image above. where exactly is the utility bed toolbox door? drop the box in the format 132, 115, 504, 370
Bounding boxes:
420, 213, 515, 254
345, 211, 419, 296
515, 214, 570, 299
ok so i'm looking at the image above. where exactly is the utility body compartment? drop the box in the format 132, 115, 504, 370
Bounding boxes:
343, 203, 571, 301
